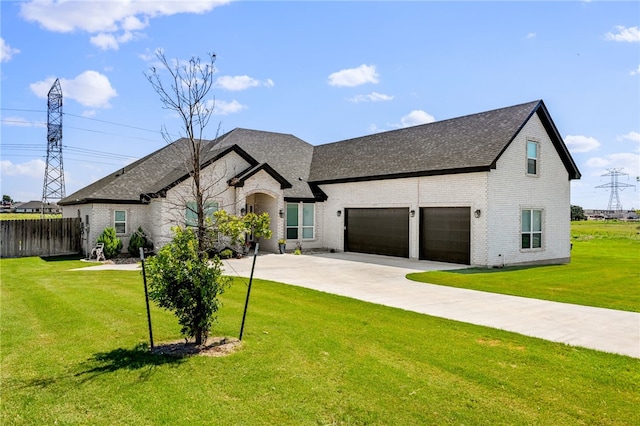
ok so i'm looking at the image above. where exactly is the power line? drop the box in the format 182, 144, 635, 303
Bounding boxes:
64, 112, 161, 134
1, 107, 177, 139
1, 106, 185, 170
0, 108, 45, 113
1, 118, 162, 143
3, 143, 138, 161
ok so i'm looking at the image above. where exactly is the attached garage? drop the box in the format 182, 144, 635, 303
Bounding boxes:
420, 207, 470, 264
344, 208, 409, 258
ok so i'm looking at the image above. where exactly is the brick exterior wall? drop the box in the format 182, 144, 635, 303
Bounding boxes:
234, 169, 284, 253
487, 114, 571, 266
62, 113, 572, 265
318, 172, 488, 263
317, 114, 571, 267
64, 203, 150, 257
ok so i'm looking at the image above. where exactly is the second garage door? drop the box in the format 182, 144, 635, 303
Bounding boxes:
420, 207, 470, 264
345, 208, 409, 258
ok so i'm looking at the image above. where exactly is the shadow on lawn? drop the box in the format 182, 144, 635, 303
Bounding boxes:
40, 254, 85, 262
75, 343, 185, 382
442, 264, 563, 275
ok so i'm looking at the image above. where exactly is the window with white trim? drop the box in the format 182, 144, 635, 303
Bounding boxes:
185, 201, 219, 227
114, 210, 127, 234
521, 209, 542, 249
286, 202, 315, 240
527, 140, 539, 175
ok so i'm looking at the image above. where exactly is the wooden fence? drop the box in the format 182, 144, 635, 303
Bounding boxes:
1, 218, 82, 258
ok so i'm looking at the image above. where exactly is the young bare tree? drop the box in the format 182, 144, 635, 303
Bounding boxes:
145, 50, 218, 254
144, 50, 272, 345
144, 50, 225, 345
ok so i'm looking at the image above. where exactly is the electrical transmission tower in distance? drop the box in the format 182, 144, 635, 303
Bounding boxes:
595, 168, 634, 212
42, 78, 65, 217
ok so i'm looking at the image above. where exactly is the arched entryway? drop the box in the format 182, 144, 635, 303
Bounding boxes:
243, 191, 279, 253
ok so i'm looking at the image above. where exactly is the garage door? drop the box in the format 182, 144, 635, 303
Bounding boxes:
345, 208, 409, 258
420, 207, 470, 264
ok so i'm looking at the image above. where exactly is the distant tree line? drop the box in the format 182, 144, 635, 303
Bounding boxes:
571, 205, 586, 221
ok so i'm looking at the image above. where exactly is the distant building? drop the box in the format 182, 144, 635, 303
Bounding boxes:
584, 209, 639, 220
12, 201, 61, 214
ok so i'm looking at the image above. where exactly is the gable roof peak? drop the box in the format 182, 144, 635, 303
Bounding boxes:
309, 99, 579, 183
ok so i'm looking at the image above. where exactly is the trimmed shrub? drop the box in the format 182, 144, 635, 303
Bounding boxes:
128, 226, 153, 256
97, 227, 123, 259
219, 249, 234, 259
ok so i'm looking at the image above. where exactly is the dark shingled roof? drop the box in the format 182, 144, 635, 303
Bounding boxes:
59, 100, 580, 206
309, 100, 580, 183
215, 128, 316, 200
59, 129, 316, 205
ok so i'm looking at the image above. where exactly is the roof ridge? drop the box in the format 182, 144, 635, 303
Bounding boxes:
319, 100, 542, 147
230, 127, 304, 141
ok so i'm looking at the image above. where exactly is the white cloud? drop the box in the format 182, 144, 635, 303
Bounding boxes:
400, 110, 435, 127
213, 99, 246, 115
214, 75, 274, 91
604, 26, 640, 43
2, 116, 46, 128
348, 92, 394, 103
526, 32, 536, 39
89, 31, 138, 50
328, 64, 379, 87
606, 153, 640, 174
30, 71, 117, 108
0, 159, 46, 179
619, 131, 640, 143
564, 135, 600, 153
586, 153, 640, 176
631, 65, 640, 76
90, 33, 119, 50
0, 38, 20, 62
618, 132, 640, 153
586, 157, 609, 168
20, 0, 230, 49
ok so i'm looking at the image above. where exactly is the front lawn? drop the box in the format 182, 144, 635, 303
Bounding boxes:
408, 221, 640, 312
1, 256, 638, 424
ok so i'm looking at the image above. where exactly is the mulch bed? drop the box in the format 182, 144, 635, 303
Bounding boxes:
151, 337, 242, 357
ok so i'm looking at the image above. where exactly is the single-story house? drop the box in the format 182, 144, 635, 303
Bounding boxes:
60, 100, 581, 267
13, 201, 60, 214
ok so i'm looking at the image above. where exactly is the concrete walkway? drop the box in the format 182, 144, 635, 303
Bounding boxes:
221, 252, 640, 359
73, 252, 640, 358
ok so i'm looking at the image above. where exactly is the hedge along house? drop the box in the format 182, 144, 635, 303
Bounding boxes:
59, 100, 580, 267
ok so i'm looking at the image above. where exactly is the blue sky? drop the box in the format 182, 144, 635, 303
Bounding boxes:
1, 0, 639, 210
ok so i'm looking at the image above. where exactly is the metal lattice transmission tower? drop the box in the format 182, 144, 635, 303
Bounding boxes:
42, 78, 65, 215
595, 168, 634, 212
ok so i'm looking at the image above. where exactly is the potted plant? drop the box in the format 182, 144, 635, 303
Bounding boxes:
278, 239, 286, 254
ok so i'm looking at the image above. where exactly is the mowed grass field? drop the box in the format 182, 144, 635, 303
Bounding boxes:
0, 213, 61, 220
1, 245, 639, 424
408, 221, 640, 312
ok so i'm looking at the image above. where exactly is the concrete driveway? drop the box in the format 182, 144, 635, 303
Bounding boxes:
223, 252, 640, 358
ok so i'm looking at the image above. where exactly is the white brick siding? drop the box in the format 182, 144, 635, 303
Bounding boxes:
487, 114, 571, 266
62, 112, 573, 265
64, 203, 150, 256
317, 114, 571, 267
235, 169, 284, 253
318, 172, 488, 263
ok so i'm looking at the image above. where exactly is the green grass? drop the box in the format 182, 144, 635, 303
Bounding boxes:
0, 213, 61, 220
408, 221, 640, 312
1, 257, 639, 425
